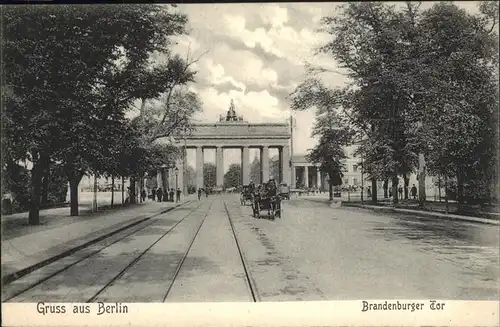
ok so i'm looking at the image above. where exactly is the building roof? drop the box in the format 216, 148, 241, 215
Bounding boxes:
292, 154, 312, 164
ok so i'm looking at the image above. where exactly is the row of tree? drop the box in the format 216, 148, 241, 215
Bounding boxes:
2, 5, 203, 224
291, 2, 498, 207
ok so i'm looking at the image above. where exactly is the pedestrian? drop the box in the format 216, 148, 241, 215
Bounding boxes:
198, 188, 202, 200
367, 186, 371, 199
411, 184, 417, 200
156, 187, 163, 202
169, 188, 175, 202
176, 188, 181, 202
152, 187, 156, 200
125, 187, 131, 204
141, 189, 147, 202
398, 186, 403, 200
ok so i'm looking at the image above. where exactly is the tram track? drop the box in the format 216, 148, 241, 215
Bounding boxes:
88, 200, 213, 303
223, 200, 259, 302
3, 200, 204, 302
161, 201, 213, 302
160, 198, 259, 302
6, 197, 260, 303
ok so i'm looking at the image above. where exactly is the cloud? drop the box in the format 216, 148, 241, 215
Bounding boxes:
172, 2, 482, 159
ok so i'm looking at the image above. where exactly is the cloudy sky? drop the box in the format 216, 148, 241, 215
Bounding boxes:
162, 2, 479, 171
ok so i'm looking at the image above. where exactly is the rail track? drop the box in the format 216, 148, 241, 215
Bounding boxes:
5, 198, 259, 303
3, 200, 202, 302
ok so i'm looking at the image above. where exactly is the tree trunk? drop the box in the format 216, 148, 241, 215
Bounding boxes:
162, 169, 168, 202
139, 173, 144, 203
111, 175, 115, 207
93, 175, 98, 212
403, 173, 409, 200
418, 153, 426, 208
69, 177, 80, 216
392, 175, 399, 205
438, 175, 442, 202
328, 179, 333, 201
41, 166, 50, 206
68, 171, 84, 216
383, 179, 388, 198
371, 178, 377, 203
457, 170, 464, 210
130, 176, 136, 204
445, 174, 449, 214
28, 160, 44, 225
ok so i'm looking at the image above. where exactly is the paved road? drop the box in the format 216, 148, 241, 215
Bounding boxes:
3, 195, 498, 302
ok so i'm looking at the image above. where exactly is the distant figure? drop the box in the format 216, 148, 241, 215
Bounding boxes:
169, 188, 175, 202
367, 186, 371, 199
156, 188, 163, 202
411, 184, 417, 200
398, 186, 403, 200
198, 188, 202, 200
176, 188, 181, 202
141, 189, 147, 202
152, 187, 157, 200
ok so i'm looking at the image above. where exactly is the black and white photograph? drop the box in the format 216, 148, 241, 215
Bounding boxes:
1, 1, 499, 326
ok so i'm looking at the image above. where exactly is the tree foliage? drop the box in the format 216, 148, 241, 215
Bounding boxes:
292, 1, 498, 205
203, 163, 216, 188
224, 164, 241, 189
2, 5, 193, 222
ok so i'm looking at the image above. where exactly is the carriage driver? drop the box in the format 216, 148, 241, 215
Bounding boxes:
248, 181, 256, 194
267, 178, 277, 197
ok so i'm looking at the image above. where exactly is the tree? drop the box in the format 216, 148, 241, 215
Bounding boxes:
249, 156, 261, 184
203, 163, 216, 188
224, 164, 241, 189
414, 2, 499, 207
3, 5, 188, 222
185, 165, 197, 191
269, 156, 280, 181
290, 78, 354, 200
305, 1, 497, 209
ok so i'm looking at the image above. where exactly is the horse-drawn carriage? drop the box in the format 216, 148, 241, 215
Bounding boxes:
240, 185, 254, 205
251, 182, 282, 219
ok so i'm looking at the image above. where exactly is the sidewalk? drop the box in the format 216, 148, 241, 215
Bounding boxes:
341, 202, 499, 225
297, 196, 499, 225
1, 195, 195, 284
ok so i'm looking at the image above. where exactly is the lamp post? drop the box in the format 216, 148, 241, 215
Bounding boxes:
160, 164, 168, 202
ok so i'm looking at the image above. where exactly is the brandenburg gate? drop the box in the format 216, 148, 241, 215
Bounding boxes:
165, 100, 291, 190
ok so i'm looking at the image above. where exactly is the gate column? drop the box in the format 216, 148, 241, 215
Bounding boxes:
216, 146, 224, 187
261, 145, 269, 183
281, 145, 290, 186
303, 166, 309, 188
241, 146, 250, 185
196, 146, 204, 189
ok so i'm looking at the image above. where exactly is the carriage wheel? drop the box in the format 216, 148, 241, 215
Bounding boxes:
269, 202, 275, 220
